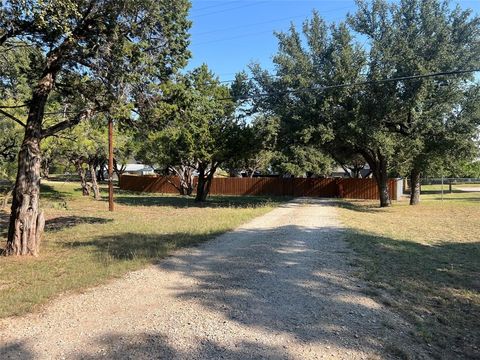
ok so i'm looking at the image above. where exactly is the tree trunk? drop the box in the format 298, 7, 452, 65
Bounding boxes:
113, 159, 126, 179
376, 174, 391, 208
195, 164, 217, 202
89, 163, 101, 200
41, 158, 50, 179
180, 166, 194, 196
168, 165, 195, 196
97, 161, 106, 181
195, 167, 207, 202
364, 151, 391, 208
1, 185, 13, 210
76, 161, 90, 196
6, 126, 45, 256
5, 36, 70, 256
409, 168, 421, 205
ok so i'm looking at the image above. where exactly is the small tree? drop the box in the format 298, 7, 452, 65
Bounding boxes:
138, 65, 241, 201
138, 125, 198, 196
223, 115, 279, 177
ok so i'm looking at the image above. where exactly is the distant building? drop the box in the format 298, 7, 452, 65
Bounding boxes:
330, 165, 372, 178
122, 164, 155, 176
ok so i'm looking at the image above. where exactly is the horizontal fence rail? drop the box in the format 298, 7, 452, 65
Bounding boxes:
119, 175, 399, 201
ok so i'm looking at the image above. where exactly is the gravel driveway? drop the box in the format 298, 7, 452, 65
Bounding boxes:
0, 199, 425, 359
456, 187, 480, 192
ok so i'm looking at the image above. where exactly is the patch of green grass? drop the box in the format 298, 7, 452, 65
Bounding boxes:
338, 191, 480, 358
0, 181, 280, 318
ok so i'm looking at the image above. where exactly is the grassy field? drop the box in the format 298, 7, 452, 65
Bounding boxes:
338, 187, 480, 359
0, 181, 282, 318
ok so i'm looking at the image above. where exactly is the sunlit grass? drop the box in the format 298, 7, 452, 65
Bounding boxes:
0, 181, 281, 318
337, 190, 480, 358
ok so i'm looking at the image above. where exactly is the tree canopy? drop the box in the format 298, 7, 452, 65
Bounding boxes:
249, 0, 480, 206
137, 64, 242, 201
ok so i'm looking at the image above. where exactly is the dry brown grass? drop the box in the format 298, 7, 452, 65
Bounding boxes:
0, 181, 282, 318
337, 188, 480, 359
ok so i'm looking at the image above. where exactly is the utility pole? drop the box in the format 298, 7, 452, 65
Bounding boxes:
108, 118, 114, 212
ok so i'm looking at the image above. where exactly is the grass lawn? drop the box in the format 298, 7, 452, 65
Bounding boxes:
0, 180, 283, 319
338, 188, 480, 359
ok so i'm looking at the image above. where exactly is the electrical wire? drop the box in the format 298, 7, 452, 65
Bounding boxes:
191, 1, 243, 13
220, 68, 480, 101
190, 1, 269, 19
195, 29, 277, 46
194, 5, 351, 37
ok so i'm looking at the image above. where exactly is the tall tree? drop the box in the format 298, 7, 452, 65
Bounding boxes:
250, 16, 394, 201
0, 0, 191, 255
349, 0, 480, 205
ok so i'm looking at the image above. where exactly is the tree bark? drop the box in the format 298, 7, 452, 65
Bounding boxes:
376, 174, 391, 207
6, 121, 45, 256
97, 160, 106, 181
113, 159, 126, 179
167, 165, 195, 196
41, 158, 50, 179
195, 166, 207, 202
89, 162, 101, 200
179, 166, 194, 196
363, 150, 391, 207
5, 39, 69, 255
409, 168, 421, 205
76, 161, 90, 196
195, 163, 217, 202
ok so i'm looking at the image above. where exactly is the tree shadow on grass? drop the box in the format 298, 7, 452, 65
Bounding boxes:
40, 183, 73, 201
344, 230, 480, 359
45, 216, 112, 232
114, 193, 290, 209
64, 231, 224, 261
328, 199, 380, 213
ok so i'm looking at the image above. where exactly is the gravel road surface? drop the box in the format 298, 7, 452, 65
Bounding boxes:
0, 199, 426, 359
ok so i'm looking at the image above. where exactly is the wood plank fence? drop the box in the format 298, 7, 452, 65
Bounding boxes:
119, 175, 399, 200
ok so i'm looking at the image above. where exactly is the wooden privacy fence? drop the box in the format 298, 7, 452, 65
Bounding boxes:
119, 175, 399, 200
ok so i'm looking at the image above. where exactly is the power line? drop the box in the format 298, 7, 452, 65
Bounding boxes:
195, 14, 308, 37
195, 29, 276, 45
191, 1, 243, 13
194, 15, 346, 46
194, 5, 351, 37
221, 68, 480, 100
190, 1, 269, 19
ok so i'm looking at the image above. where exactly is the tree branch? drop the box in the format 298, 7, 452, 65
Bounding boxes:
0, 109, 26, 127
41, 109, 93, 138
0, 103, 29, 109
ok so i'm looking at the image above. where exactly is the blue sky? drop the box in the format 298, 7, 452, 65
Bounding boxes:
186, 0, 480, 82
